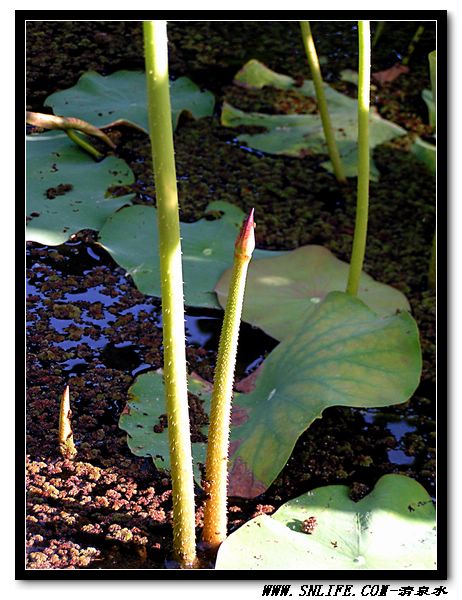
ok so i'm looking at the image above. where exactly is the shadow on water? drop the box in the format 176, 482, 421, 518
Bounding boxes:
184, 307, 278, 380
26, 238, 278, 383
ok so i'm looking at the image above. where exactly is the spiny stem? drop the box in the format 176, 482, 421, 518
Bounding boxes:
300, 21, 347, 184
346, 20, 370, 297
59, 385, 77, 460
143, 20, 196, 568
202, 210, 255, 551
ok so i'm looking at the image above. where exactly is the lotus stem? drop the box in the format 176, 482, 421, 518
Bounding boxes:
346, 20, 371, 297
428, 50, 436, 128
427, 50, 436, 289
59, 385, 77, 459
143, 20, 196, 568
402, 25, 425, 66
429, 50, 436, 104
65, 129, 104, 161
372, 21, 386, 49
202, 210, 255, 551
300, 21, 347, 184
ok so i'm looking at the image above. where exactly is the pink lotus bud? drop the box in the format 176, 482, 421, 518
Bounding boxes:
235, 208, 255, 260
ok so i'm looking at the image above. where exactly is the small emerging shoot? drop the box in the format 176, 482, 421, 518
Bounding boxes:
300, 21, 347, 184
346, 20, 371, 297
202, 209, 256, 551
59, 385, 77, 460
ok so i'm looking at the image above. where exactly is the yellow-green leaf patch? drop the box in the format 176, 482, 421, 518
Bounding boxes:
215, 475, 436, 570
215, 245, 410, 341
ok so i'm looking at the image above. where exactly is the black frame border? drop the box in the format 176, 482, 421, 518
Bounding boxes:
18, 9, 448, 582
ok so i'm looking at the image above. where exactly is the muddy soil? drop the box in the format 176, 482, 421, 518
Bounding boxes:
25, 20, 436, 570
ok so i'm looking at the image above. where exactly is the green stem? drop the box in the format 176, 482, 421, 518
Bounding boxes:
65, 129, 103, 160
372, 21, 385, 49
428, 49, 436, 127
429, 50, 436, 105
346, 20, 370, 297
402, 25, 425, 66
143, 20, 196, 568
202, 210, 255, 551
300, 21, 347, 184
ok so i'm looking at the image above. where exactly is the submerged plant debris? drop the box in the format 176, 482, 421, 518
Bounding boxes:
26, 20, 436, 570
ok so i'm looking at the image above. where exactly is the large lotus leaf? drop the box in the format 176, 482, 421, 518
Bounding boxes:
98, 201, 283, 309
222, 60, 407, 180
227, 291, 421, 497
120, 292, 421, 498
26, 132, 135, 246
119, 370, 212, 483
215, 474, 436, 570
215, 245, 410, 341
44, 70, 215, 132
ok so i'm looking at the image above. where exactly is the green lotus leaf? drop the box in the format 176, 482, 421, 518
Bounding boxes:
26, 132, 135, 246
411, 137, 436, 175
119, 370, 212, 483
222, 59, 407, 180
215, 474, 436, 570
215, 245, 410, 341
227, 291, 421, 497
120, 292, 421, 498
234, 59, 294, 90
44, 70, 215, 132
98, 201, 283, 309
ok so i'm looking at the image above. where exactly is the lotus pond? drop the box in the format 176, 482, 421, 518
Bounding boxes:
25, 20, 437, 571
